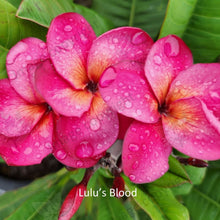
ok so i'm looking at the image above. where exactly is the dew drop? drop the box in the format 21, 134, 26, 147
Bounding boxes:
132, 161, 139, 169
113, 38, 119, 43
36, 154, 41, 159
56, 150, 67, 160
125, 101, 132, 108
131, 32, 146, 45
104, 96, 111, 101
24, 147, 32, 155
164, 36, 180, 57
45, 142, 52, 149
127, 154, 132, 159
80, 34, 88, 44
75, 141, 94, 158
113, 89, 118, 94
129, 174, 136, 181
136, 109, 142, 116
142, 144, 147, 150
153, 55, 162, 65
39, 42, 46, 49
35, 142, 40, 147
76, 160, 84, 167
11, 146, 19, 154
8, 71, 17, 80
64, 25, 72, 32
90, 118, 101, 131
26, 55, 32, 61
128, 143, 139, 152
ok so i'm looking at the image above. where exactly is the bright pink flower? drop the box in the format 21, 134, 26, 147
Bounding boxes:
34, 13, 154, 168
0, 38, 53, 165
99, 35, 220, 183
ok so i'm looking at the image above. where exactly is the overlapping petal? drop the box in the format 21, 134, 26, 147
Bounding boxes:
122, 120, 172, 184
88, 27, 154, 82
99, 62, 160, 123
0, 112, 53, 166
6, 37, 48, 104
145, 35, 193, 104
0, 79, 46, 137
163, 97, 220, 160
166, 63, 220, 121
47, 13, 96, 89
53, 94, 119, 167
35, 60, 93, 117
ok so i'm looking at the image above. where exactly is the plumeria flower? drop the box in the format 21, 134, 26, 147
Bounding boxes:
0, 38, 53, 165
99, 35, 220, 183
34, 12, 154, 168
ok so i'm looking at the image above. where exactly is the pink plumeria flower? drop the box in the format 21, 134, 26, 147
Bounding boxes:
0, 38, 53, 165
99, 35, 220, 183
34, 12, 154, 168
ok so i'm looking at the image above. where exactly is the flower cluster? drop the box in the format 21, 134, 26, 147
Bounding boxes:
1, 12, 220, 213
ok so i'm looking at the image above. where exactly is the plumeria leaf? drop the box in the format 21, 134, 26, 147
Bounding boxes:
152, 156, 190, 188
0, 169, 67, 219
17, 0, 113, 36
172, 163, 207, 196
0, 46, 8, 79
6, 0, 22, 8
182, 160, 220, 220
159, 0, 220, 62
91, 0, 168, 39
123, 174, 189, 220
0, 156, 5, 163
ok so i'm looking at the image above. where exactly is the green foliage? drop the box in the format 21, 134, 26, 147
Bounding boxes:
91, 0, 168, 40
159, 0, 220, 63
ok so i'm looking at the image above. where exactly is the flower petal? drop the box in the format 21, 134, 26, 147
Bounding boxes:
6, 37, 48, 103
35, 60, 93, 117
145, 35, 193, 104
0, 112, 53, 166
88, 27, 153, 82
122, 120, 172, 183
47, 13, 96, 89
163, 97, 220, 160
99, 62, 160, 123
53, 94, 119, 167
167, 63, 220, 121
0, 79, 46, 137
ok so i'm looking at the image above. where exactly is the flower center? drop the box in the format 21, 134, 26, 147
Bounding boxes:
86, 81, 98, 93
158, 102, 169, 116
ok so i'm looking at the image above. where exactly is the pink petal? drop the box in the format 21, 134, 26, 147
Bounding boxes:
163, 97, 220, 160
47, 13, 96, 89
0, 79, 46, 137
53, 94, 119, 167
166, 63, 220, 122
122, 120, 172, 183
6, 37, 48, 104
35, 60, 93, 117
88, 27, 153, 82
99, 62, 160, 123
145, 35, 193, 104
0, 112, 53, 166
118, 114, 134, 140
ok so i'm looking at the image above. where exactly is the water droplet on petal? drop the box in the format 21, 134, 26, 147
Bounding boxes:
131, 32, 146, 45
113, 38, 119, 43
99, 67, 117, 88
26, 55, 32, 61
104, 96, 111, 102
45, 142, 52, 149
128, 143, 139, 152
64, 25, 72, 32
75, 141, 94, 158
129, 174, 136, 181
136, 109, 142, 116
36, 154, 41, 159
153, 55, 162, 65
125, 101, 132, 108
132, 161, 139, 169
8, 71, 17, 80
131, 127, 137, 132
90, 119, 101, 131
56, 150, 67, 160
11, 146, 19, 154
80, 34, 88, 44
76, 160, 84, 167
164, 36, 180, 57
39, 42, 46, 49
24, 147, 32, 155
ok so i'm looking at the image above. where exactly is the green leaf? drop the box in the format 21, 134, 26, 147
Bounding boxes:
152, 156, 190, 188
182, 160, 220, 220
0, 46, 8, 79
91, 0, 168, 39
124, 174, 189, 220
159, 0, 220, 62
172, 165, 207, 196
0, 0, 47, 49
0, 169, 67, 219
6, 0, 22, 8
17, 0, 113, 36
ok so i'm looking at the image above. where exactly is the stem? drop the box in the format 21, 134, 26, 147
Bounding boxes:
129, 0, 137, 26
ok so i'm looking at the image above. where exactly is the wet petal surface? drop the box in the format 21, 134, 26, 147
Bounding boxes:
122, 120, 172, 183
0, 112, 53, 166
163, 97, 220, 160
